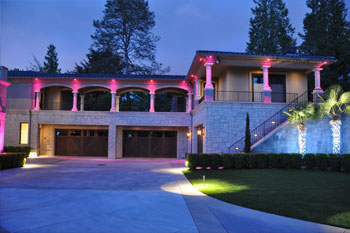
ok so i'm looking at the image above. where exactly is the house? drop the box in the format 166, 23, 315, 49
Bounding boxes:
0, 50, 337, 158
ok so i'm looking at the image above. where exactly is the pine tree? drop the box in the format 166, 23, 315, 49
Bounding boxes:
246, 0, 296, 54
43, 44, 61, 73
76, 0, 169, 75
244, 113, 251, 153
299, 0, 350, 90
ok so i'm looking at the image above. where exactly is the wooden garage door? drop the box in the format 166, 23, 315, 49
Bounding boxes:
123, 130, 177, 158
55, 129, 108, 156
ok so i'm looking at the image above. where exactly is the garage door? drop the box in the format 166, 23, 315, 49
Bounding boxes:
123, 130, 177, 158
55, 129, 108, 156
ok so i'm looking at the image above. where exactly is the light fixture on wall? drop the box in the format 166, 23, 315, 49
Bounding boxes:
197, 128, 202, 136
187, 130, 192, 137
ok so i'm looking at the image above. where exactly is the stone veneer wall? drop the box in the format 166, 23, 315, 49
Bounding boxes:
253, 115, 350, 153
5, 110, 190, 158
191, 101, 287, 153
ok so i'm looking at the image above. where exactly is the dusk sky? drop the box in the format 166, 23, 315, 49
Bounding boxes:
1, 0, 349, 75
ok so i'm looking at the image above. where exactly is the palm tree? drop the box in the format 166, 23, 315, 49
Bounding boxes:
320, 85, 350, 154
284, 103, 315, 155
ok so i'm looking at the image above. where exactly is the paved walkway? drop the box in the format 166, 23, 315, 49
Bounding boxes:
0, 157, 348, 233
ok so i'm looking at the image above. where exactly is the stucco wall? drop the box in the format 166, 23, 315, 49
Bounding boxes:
6, 81, 33, 110
192, 101, 287, 153
286, 71, 308, 97
253, 115, 350, 154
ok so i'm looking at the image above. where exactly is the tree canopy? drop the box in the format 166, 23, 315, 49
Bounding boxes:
29, 44, 61, 73
246, 0, 296, 54
299, 0, 350, 90
75, 0, 169, 75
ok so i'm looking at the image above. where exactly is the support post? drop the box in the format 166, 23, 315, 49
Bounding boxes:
312, 68, 324, 102
72, 91, 78, 111
262, 65, 272, 103
204, 56, 215, 101
149, 92, 155, 112
187, 93, 193, 112
108, 124, 116, 159
80, 95, 85, 111
34, 91, 41, 110
110, 92, 116, 112
116, 95, 120, 112
195, 79, 201, 106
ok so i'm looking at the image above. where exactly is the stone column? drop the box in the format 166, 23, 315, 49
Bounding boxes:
116, 95, 120, 112
110, 92, 116, 112
187, 93, 193, 112
33, 91, 41, 110
195, 79, 201, 106
149, 92, 155, 112
312, 68, 324, 102
108, 124, 116, 159
80, 95, 85, 111
262, 65, 272, 103
72, 91, 78, 111
204, 56, 215, 101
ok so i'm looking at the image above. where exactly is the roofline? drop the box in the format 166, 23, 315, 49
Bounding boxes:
196, 50, 337, 62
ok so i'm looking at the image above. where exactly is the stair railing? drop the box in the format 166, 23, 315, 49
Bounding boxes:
227, 91, 309, 153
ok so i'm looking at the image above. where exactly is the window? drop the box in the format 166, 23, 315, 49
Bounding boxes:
20, 123, 29, 144
70, 130, 81, 136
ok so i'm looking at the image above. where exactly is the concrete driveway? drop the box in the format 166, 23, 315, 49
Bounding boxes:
0, 157, 348, 233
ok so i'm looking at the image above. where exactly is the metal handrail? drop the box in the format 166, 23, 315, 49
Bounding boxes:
227, 91, 309, 153
215, 91, 298, 103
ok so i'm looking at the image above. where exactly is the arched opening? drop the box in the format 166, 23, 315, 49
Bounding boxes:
118, 88, 150, 112
41, 86, 73, 110
155, 88, 187, 112
79, 87, 111, 111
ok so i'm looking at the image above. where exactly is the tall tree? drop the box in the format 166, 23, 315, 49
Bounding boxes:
29, 44, 61, 73
76, 0, 169, 74
43, 44, 61, 73
299, 0, 350, 90
246, 0, 296, 54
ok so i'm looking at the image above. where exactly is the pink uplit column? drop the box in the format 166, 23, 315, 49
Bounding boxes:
0, 114, 5, 153
187, 93, 193, 112
312, 67, 324, 102
110, 92, 116, 112
195, 79, 200, 104
149, 92, 155, 112
262, 65, 272, 103
204, 56, 215, 101
33, 91, 41, 110
72, 91, 78, 111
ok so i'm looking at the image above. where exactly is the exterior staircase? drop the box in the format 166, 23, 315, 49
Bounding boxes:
228, 91, 309, 153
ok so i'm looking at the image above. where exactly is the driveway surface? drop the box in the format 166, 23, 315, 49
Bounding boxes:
0, 157, 348, 233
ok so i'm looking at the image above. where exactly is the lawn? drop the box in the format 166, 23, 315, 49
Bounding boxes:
183, 169, 350, 229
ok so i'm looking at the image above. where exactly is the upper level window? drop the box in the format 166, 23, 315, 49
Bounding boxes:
20, 123, 29, 144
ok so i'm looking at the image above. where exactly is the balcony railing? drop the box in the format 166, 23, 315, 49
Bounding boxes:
198, 91, 299, 103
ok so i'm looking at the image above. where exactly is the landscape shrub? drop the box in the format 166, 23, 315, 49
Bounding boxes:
186, 153, 198, 170
186, 153, 349, 172
256, 154, 268, 168
233, 154, 246, 169
328, 154, 341, 171
245, 154, 256, 169
304, 154, 316, 169
3, 146, 31, 157
209, 154, 221, 169
0, 153, 26, 170
221, 154, 234, 169
267, 153, 280, 168
314, 154, 328, 170
341, 154, 350, 171
198, 154, 210, 168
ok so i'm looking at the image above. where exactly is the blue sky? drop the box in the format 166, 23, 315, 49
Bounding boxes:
1, 0, 349, 74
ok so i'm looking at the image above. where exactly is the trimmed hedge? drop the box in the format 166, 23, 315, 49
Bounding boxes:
185, 153, 350, 172
0, 153, 27, 170
3, 146, 31, 157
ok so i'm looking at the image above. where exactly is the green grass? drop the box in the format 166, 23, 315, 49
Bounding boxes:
183, 169, 350, 229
